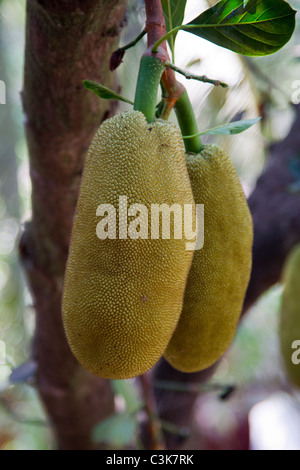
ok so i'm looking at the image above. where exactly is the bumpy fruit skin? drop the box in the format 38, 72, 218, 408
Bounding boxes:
62, 110, 195, 380
164, 145, 253, 372
280, 244, 300, 388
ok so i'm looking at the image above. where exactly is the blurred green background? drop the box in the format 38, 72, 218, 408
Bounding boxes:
0, 0, 300, 450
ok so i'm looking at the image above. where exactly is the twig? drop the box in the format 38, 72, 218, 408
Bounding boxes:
121, 28, 146, 51
139, 373, 165, 450
160, 419, 190, 439
164, 60, 228, 88
110, 29, 146, 71
154, 379, 235, 400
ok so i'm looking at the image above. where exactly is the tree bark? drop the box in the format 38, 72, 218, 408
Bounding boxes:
20, 0, 127, 450
20, 0, 300, 451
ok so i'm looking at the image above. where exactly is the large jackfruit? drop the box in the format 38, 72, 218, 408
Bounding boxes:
164, 145, 253, 372
280, 244, 300, 388
62, 110, 195, 379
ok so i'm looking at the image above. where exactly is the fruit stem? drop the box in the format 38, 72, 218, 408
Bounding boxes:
134, 54, 165, 123
174, 90, 204, 153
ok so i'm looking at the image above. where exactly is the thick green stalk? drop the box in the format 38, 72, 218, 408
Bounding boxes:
134, 55, 165, 123
174, 90, 203, 153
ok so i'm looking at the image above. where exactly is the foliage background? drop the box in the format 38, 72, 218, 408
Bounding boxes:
0, 0, 300, 449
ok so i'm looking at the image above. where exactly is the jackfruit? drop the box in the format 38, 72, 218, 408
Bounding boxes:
62, 110, 196, 380
164, 144, 253, 372
280, 244, 300, 388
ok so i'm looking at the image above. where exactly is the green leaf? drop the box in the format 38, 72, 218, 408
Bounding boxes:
92, 412, 137, 447
112, 379, 143, 413
184, 0, 296, 56
161, 0, 187, 60
183, 117, 261, 139
83, 80, 134, 105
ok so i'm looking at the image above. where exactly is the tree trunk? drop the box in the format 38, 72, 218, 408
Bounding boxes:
21, 0, 300, 451
20, 0, 127, 450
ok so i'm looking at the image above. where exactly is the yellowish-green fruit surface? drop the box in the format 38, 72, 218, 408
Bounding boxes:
62, 110, 195, 380
164, 145, 253, 372
280, 244, 300, 388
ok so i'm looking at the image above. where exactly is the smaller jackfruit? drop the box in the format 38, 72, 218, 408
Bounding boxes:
164, 145, 253, 373
62, 110, 196, 380
280, 243, 300, 388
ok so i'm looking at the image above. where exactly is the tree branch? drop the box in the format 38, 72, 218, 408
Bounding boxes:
243, 103, 300, 312
145, 0, 167, 48
21, 0, 127, 450
144, 0, 185, 115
